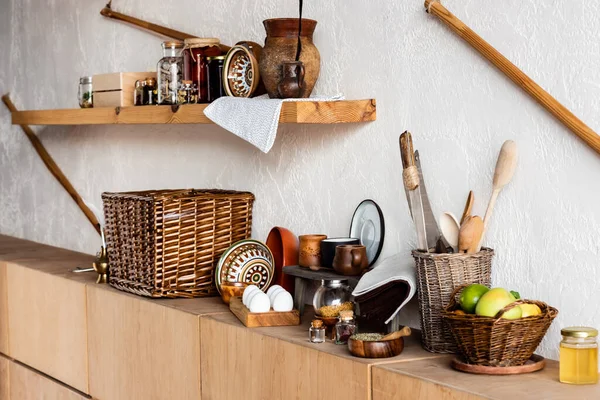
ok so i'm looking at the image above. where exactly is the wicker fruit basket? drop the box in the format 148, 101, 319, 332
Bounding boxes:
442, 285, 558, 366
412, 248, 493, 353
102, 189, 254, 298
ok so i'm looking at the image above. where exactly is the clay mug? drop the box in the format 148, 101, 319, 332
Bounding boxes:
332, 245, 369, 276
278, 61, 305, 99
320, 237, 360, 269
299, 234, 327, 268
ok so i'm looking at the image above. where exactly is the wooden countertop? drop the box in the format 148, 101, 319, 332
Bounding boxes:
0, 234, 598, 399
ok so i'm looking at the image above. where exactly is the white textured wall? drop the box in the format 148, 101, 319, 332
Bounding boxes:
1, 0, 600, 362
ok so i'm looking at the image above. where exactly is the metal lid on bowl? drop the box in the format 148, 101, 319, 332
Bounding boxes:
561, 326, 598, 338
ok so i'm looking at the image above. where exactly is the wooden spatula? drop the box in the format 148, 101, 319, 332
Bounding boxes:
476, 141, 518, 251
458, 216, 484, 254
460, 191, 474, 226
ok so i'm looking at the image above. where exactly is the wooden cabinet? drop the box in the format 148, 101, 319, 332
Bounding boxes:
87, 285, 203, 400
200, 313, 372, 400
0, 356, 8, 400
0, 263, 8, 355
6, 264, 89, 393
0, 355, 89, 400
372, 357, 600, 400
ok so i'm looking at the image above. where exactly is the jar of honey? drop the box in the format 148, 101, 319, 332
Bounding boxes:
560, 326, 598, 385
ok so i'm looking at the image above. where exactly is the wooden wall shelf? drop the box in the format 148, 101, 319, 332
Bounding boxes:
11, 99, 376, 126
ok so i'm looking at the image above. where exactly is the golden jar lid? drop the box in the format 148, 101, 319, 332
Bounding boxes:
206, 55, 226, 61
162, 41, 184, 49
561, 326, 598, 338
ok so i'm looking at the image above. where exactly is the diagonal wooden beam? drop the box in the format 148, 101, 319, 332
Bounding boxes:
2, 94, 101, 235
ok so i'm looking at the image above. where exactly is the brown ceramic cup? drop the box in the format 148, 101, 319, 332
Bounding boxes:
299, 234, 327, 268
320, 237, 360, 269
332, 245, 369, 276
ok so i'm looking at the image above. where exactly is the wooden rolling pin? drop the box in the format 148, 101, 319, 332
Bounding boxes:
2, 94, 101, 235
424, 0, 600, 156
100, 1, 231, 53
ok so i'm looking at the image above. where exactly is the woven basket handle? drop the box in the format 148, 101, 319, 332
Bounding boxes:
445, 284, 471, 310
492, 299, 551, 321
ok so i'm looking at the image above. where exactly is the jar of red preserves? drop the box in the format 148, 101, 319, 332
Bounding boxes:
182, 38, 222, 103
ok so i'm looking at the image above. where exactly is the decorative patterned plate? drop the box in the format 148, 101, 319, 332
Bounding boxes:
349, 199, 385, 267
223, 42, 263, 98
216, 239, 274, 294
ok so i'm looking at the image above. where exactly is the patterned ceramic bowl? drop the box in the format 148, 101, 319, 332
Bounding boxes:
216, 239, 274, 294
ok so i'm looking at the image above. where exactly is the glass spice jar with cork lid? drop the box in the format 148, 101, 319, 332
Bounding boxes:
335, 310, 356, 345
560, 326, 598, 385
309, 319, 325, 343
157, 41, 184, 105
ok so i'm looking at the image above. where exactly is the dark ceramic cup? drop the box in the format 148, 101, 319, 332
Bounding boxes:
320, 238, 360, 268
333, 244, 369, 276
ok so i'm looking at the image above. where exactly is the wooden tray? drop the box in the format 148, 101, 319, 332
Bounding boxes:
451, 354, 545, 375
229, 296, 300, 328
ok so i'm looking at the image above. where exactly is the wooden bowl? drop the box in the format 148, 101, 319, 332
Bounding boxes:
347, 336, 405, 358
266, 227, 299, 292
220, 282, 249, 305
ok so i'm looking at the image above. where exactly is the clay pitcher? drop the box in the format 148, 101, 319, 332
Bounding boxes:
259, 18, 320, 99
278, 61, 305, 99
332, 245, 369, 276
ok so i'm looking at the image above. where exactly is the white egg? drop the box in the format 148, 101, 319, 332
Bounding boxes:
266, 285, 282, 297
268, 288, 286, 305
242, 285, 259, 306
272, 291, 293, 312
244, 288, 262, 307
249, 292, 271, 313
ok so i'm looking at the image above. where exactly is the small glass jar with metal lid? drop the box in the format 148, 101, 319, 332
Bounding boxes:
78, 76, 93, 108
157, 41, 184, 105
560, 326, 598, 385
206, 55, 227, 103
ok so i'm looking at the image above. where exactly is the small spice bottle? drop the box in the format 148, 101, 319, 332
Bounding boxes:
134, 80, 144, 106
560, 326, 598, 385
144, 77, 157, 105
78, 76, 93, 108
309, 319, 325, 343
335, 310, 356, 345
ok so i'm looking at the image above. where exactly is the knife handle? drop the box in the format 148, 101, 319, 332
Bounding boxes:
400, 132, 420, 190
400, 131, 415, 169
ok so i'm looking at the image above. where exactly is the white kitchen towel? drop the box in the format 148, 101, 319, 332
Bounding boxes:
352, 253, 417, 324
203, 94, 344, 153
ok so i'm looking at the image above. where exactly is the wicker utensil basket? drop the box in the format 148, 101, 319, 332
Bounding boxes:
442, 285, 558, 366
102, 189, 254, 298
412, 248, 493, 353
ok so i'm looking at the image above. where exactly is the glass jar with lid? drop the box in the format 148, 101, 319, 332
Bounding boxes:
78, 76, 93, 108
206, 55, 226, 103
157, 41, 184, 105
560, 326, 598, 385
335, 310, 356, 345
313, 279, 353, 318
182, 38, 221, 104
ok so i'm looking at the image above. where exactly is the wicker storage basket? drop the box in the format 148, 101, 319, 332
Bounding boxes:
412, 248, 493, 353
442, 285, 558, 366
102, 189, 254, 298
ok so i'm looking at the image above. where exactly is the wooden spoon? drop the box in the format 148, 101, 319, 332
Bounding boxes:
460, 191, 474, 226
476, 141, 518, 251
382, 326, 412, 341
439, 212, 460, 248
458, 216, 484, 254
